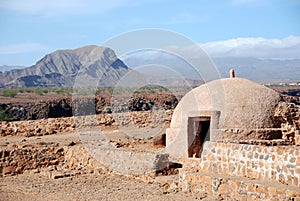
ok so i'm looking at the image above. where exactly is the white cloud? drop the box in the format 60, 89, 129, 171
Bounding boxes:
200, 36, 300, 59
0, 0, 132, 16
0, 42, 47, 54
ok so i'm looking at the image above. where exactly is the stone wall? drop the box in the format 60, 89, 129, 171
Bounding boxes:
0, 142, 170, 181
0, 141, 112, 177
179, 173, 300, 200
178, 142, 300, 200
0, 142, 64, 175
0, 117, 75, 137
63, 145, 111, 175
0, 110, 172, 137
84, 144, 169, 177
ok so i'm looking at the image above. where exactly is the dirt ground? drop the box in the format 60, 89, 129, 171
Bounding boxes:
0, 127, 211, 201
0, 172, 209, 201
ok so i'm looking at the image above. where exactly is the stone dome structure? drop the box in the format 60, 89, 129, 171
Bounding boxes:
166, 77, 282, 158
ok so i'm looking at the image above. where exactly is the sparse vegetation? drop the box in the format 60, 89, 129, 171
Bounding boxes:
33, 88, 45, 95
102, 106, 112, 114
1, 89, 18, 97
0, 85, 194, 98
0, 87, 73, 97
0, 108, 15, 121
73, 88, 95, 96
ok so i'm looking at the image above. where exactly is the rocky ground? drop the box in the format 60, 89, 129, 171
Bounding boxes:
1, 171, 210, 201
0, 89, 299, 201
0, 125, 212, 201
0, 102, 192, 201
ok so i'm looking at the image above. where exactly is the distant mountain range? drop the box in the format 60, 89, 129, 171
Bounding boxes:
123, 53, 300, 84
213, 57, 300, 83
0, 46, 131, 88
0, 46, 299, 88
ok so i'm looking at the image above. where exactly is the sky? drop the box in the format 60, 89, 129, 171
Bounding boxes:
0, 0, 299, 66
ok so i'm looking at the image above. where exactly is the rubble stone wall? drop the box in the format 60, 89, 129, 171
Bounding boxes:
0, 143, 64, 175
178, 142, 300, 200
179, 173, 300, 200
0, 110, 172, 137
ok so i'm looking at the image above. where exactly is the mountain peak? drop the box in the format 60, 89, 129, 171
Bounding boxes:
0, 46, 130, 88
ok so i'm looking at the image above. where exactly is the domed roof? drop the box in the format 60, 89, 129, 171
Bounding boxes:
170, 77, 281, 130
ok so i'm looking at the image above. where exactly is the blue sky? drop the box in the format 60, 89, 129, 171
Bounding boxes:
0, 0, 299, 66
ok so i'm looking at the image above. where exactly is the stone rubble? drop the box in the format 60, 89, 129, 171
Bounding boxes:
0, 110, 172, 137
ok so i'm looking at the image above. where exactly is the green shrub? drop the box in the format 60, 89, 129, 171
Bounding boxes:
102, 106, 112, 114
34, 88, 44, 95
0, 109, 14, 122
25, 88, 31, 93
1, 89, 17, 97
54, 88, 64, 94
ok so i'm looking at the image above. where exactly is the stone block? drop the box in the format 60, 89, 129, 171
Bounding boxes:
218, 183, 229, 194
295, 135, 300, 146
295, 167, 300, 175
255, 185, 266, 194
247, 169, 259, 179
2, 166, 15, 175
199, 175, 211, 184
268, 187, 277, 196
246, 183, 256, 192
239, 166, 246, 177
286, 174, 293, 184
229, 180, 240, 191
277, 148, 284, 155
296, 157, 300, 167
286, 190, 297, 197
293, 177, 299, 186
276, 187, 286, 195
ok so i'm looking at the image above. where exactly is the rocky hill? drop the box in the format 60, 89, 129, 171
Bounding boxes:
0, 46, 131, 88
